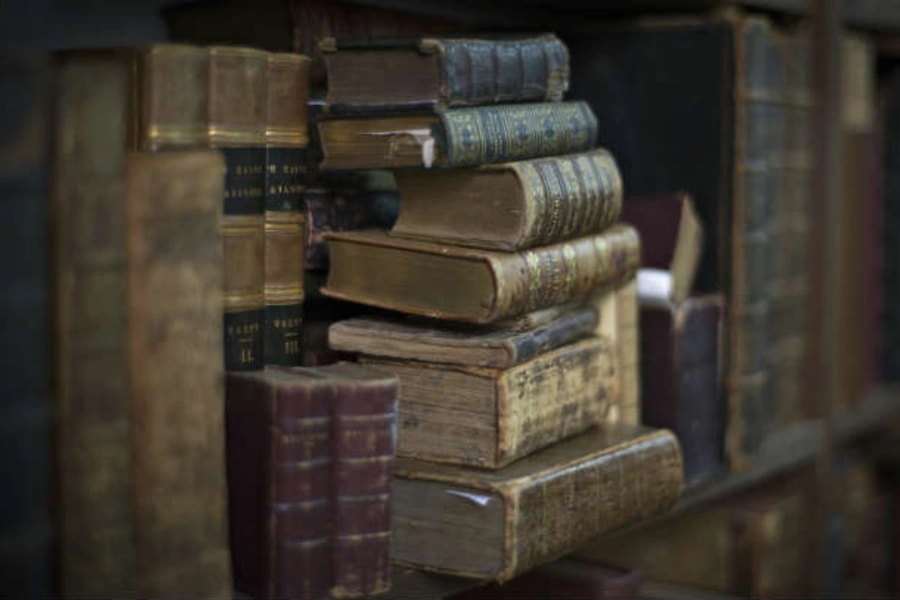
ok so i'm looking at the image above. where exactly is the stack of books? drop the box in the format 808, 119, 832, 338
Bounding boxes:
315, 34, 685, 582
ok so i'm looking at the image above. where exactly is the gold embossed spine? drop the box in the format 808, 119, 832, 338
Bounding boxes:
209, 46, 268, 148
139, 44, 209, 150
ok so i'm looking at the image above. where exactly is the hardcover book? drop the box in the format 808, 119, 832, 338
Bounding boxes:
621, 192, 703, 305
640, 295, 724, 485
317, 101, 597, 170
578, 489, 802, 598
393, 425, 683, 581
264, 51, 311, 366
53, 146, 232, 596
329, 305, 597, 369
391, 149, 622, 251
321, 34, 569, 113
362, 336, 615, 468
226, 363, 399, 599
322, 226, 640, 324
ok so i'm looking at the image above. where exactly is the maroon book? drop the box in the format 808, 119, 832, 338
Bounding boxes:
226, 364, 399, 599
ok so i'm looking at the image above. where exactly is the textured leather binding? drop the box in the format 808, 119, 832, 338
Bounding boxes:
363, 336, 615, 468
209, 46, 268, 371
0, 54, 53, 596
304, 188, 400, 270
323, 225, 640, 324
265, 52, 311, 366
226, 364, 398, 599
125, 151, 232, 597
393, 425, 683, 581
641, 295, 724, 486
438, 102, 597, 168
328, 305, 598, 369
321, 34, 568, 111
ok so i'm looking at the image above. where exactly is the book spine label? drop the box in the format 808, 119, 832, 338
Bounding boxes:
126, 152, 232, 597
506, 430, 683, 581
494, 224, 640, 320
271, 389, 333, 600
513, 149, 623, 249
435, 36, 569, 107
331, 382, 398, 598
264, 146, 309, 366
305, 189, 401, 270
222, 147, 266, 371
438, 102, 597, 168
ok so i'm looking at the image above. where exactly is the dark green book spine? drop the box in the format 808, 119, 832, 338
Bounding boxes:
437, 101, 597, 168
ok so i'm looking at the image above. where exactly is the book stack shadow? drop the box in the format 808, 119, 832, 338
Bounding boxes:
315, 34, 685, 583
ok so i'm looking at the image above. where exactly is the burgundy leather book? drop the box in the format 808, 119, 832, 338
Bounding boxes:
640, 295, 724, 486
227, 364, 399, 599
450, 559, 642, 600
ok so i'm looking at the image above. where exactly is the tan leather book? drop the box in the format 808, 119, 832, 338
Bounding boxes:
264, 52, 311, 366
328, 304, 597, 368
393, 424, 683, 581
362, 337, 615, 468
578, 490, 802, 597
323, 226, 640, 324
391, 149, 622, 251
125, 152, 232, 597
53, 145, 231, 594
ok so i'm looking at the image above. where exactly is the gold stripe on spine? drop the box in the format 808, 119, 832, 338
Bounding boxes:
264, 212, 305, 305
222, 214, 265, 312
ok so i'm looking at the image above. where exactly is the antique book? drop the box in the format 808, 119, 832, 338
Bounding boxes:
323, 226, 640, 324
321, 34, 568, 113
578, 489, 803, 597
304, 188, 400, 270
450, 559, 642, 599
125, 152, 232, 597
318, 101, 598, 170
362, 337, 614, 468
640, 295, 724, 485
226, 364, 399, 599
209, 45, 269, 371
328, 305, 597, 368
0, 54, 53, 595
393, 425, 683, 581
568, 15, 808, 468
265, 52, 311, 366
621, 192, 703, 305
491, 300, 588, 332
391, 149, 622, 251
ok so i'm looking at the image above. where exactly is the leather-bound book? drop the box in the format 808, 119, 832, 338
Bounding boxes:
0, 54, 53, 596
265, 52, 311, 366
391, 149, 622, 251
226, 364, 399, 599
450, 559, 642, 600
393, 425, 683, 581
304, 188, 400, 270
125, 151, 232, 597
578, 489, 803, 597
321, 34, 568, 114
328, 304, 597, 368
318, 101, 597, 169
322, 226, 640, 324
209, 46, 268, 371
640, 295, 724, 486
363, 336, 614, 468
621, 192, 703, 305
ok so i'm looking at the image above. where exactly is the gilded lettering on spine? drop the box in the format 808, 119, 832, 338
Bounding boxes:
439, 102, 597, 168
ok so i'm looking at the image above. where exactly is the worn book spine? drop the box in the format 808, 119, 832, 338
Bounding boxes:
210, 46, 268, 371
265, 52, 311, 366
727, 18, 780, 469
125, 151, 232, 597
331, 379, 398, 597
615, 281, 641, 425
438, 102, 598, 168
53, 53, 135, 598
1, 54, 53, 596
428, 35, 569, 107
225, 374, 332, 600
305, 188, 400, 270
